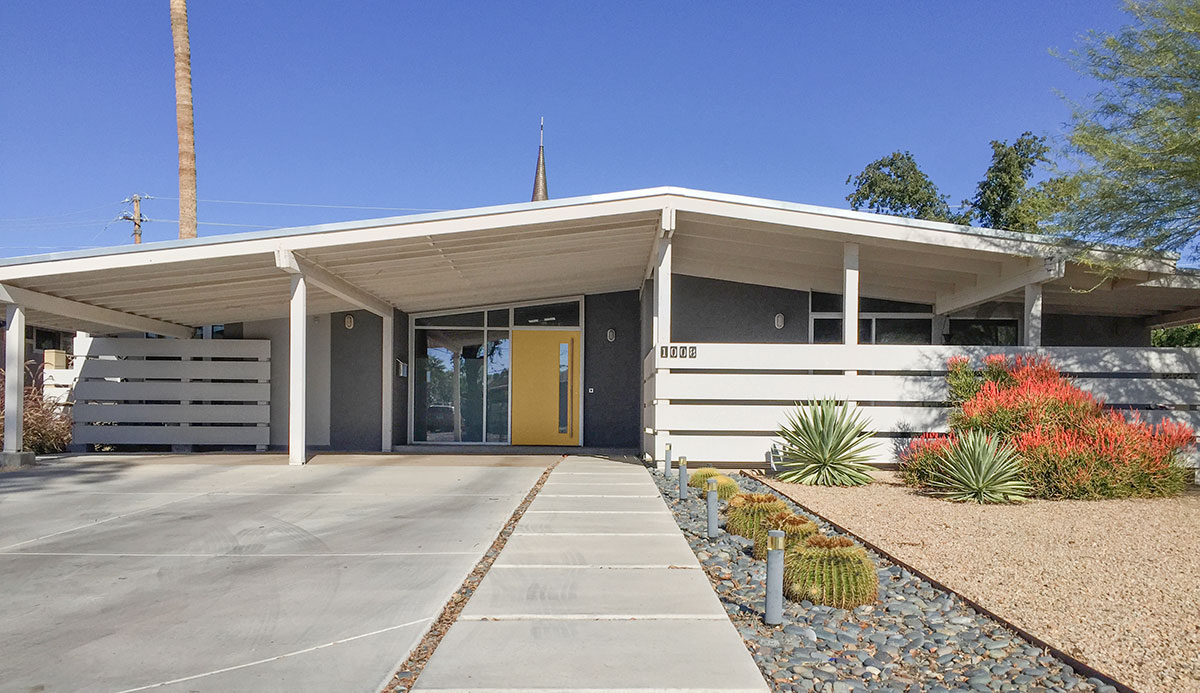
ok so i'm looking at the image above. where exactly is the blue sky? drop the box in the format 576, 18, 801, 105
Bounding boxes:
0, 2, 1129, 257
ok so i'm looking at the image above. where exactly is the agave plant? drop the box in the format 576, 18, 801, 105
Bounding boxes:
751, 511, 818, 559
783, 534, 878, 609
776, 398, 876, 486
928, 429, 1030, 504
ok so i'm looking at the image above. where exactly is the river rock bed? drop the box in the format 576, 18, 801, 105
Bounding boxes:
652, 469, 1116, 693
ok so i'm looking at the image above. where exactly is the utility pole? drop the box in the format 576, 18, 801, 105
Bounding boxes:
121, 194, 145, 244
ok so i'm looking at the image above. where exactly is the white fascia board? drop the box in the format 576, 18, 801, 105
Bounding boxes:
0, 194, 672, 282
935, 258, 1066, 315
0, 283, 195, 339
274, 249, 393, 318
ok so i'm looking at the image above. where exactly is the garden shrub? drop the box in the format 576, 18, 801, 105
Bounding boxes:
0, 368, 72, 455
725, 493, 788, 537
783, 534, 878, 609
901, 355, 1192, 500
751, 510, 818, 559
926, 429, 1029, 504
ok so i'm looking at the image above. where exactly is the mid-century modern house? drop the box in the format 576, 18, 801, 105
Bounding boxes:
5, 183, 1200, 467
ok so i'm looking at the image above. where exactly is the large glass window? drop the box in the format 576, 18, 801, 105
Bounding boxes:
413, 299, 578, 443
948, 319, 1018, 346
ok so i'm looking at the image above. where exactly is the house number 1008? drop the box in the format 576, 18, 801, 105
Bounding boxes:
661, 345, 697, 358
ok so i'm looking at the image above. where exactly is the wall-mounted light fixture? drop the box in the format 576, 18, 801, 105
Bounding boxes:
774, 313, 785, 330
344, 314, 355, 330
606, 328, 616, 342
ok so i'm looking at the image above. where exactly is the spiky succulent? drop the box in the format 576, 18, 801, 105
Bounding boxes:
725, 493, 788, 537
711, 474, 741, 500
776, 398, 877, 486
928, 429, 1030, 504
783, 534, 878, 609
752, 511, 818, 559
687, 467, 723, 489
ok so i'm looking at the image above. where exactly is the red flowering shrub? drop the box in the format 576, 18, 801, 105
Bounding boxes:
900, 355, 1193, 500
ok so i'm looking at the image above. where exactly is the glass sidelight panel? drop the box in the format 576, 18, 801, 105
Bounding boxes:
558, 342, 570, 434
414, 329, 484, 442
486, 331, 510, 443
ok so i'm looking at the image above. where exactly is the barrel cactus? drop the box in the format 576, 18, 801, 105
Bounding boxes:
711, 474, 740, 500
687, 467, 723, 489
783, 534, 878, 609
725, 493, 788, 537
752, 511, 818, 559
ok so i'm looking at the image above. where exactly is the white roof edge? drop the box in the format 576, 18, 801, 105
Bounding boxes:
0, 185, 1177, 272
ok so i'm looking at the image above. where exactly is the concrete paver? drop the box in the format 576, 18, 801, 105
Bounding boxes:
416, 455, 768, 692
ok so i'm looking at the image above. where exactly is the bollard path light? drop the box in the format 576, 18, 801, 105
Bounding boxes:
678, 456, 688, 501
660, 442, 672, 476
706, 478, 719, 538
765, 529, 785, 626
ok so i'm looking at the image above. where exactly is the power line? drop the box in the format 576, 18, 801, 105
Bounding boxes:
0, 200, 126, 222
146, 195, 443, 212
142, 218, 274, 229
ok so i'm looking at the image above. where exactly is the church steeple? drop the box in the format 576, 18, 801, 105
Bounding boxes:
531, 118, 548, 202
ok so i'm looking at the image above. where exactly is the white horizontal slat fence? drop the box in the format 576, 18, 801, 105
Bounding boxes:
643, 343, 1200, 465
47, 336, 271, 448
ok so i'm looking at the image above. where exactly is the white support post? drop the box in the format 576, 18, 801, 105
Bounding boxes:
381, 312, 394, 452
651, 212, 674, 463
4, 305, 26, 457
653, 237, 673, 346
289, 274, 308, 465
1024, 283, 1043, 347
843, 243, 860, 346
2, 305, 34, 466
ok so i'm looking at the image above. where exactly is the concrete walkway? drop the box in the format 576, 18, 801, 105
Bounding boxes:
415, 456, 768, 692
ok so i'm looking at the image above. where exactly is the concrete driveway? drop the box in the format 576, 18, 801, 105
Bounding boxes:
0, 454, 548, 693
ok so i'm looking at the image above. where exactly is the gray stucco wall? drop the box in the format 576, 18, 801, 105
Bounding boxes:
584, 291, 642, 449
1043, 314, 1150, 347
640, 277, 654, 356
329, 310, 383, 451
393, 307, 410, 445
671, 274, 810, 343
242, 315, 331, 448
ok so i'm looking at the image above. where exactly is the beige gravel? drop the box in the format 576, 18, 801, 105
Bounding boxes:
762, 471, 1200, 693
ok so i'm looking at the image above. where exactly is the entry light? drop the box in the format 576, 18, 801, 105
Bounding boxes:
774, 313, 785, 330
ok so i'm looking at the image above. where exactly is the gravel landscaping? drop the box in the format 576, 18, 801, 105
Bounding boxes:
765, 470, 1200, 693
653, 469, 1118, 693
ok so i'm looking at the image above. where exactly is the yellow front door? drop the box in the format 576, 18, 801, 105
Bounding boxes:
511, 329, 581, 445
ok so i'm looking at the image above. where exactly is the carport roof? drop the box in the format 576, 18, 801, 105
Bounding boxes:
1, 186, 1197, 334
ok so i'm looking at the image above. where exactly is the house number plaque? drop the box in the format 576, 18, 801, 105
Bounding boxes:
660, 345, 698, 358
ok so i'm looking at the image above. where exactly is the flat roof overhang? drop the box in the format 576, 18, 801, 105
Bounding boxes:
1, 187, 1197, 333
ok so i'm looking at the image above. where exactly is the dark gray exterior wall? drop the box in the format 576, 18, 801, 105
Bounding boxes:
393, 307, 410, 445
329, 310, 382, 451
584, 291, 642, 448
671, 274, 810, 343
1043, 314, 1150, 347
640, 277, 654, 356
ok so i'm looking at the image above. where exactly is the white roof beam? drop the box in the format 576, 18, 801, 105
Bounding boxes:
274, 249, 393, 318
1146, 306, 1200, 329
0, 283, 195, 339
935, 258, 1065, 315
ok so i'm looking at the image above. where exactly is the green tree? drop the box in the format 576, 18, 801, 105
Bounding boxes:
1152, 324, 1200, 346
844, 151, 967, 223
969, 132, 1053, 232
1058, 0, 1200, 256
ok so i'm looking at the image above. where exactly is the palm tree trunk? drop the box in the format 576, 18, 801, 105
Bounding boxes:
169, 0, 197, 239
